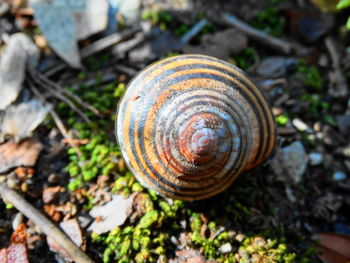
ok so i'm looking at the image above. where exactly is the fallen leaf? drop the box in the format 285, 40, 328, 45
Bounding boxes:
0, 137, 43, 174
309, 0, 339, 12
88, 193, 136, 234
0, 33, 39, 110
317, 245, 349, 263
47, 219, 85, 262
0, 99, 51, 141
315, 233, 350, 262
29, 0, 108, 68
0, 224, 29, 263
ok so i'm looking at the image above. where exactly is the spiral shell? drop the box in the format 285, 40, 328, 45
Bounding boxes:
116, 54, 276, 201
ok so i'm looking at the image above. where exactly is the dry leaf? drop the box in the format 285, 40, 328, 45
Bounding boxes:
0, 33, 39, 110
316, 233, 350, 263
29, 0, 108, 68
0, 224, 29, 263
47, 219, 85, 262
0, 137, 43, 174
88, 193, 136, 234
309, 0, 339, 12
0, 99, 51, 141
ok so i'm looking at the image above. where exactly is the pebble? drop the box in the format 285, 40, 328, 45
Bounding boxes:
292, 118, 313, 133
271, 141, 308, 184
308, 152, 323, 166
343, 145, 350, 158
0, 1, 10, 16
336, 115, 350, 134
257, 57, 296, 78
219, 243, 232, 253
12, 213, 23, 230
333, 171, 346, 181
235, 234, 245, 242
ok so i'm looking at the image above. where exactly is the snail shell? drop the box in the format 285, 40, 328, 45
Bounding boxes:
116, 54, 276, 201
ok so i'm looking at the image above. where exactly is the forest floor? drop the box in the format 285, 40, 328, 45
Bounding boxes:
0, 0, 350, 262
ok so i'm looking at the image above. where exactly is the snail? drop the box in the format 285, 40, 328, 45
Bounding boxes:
116, 54, 276, 201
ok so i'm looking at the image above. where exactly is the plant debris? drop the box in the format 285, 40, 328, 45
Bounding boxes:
0, 137, 42, 174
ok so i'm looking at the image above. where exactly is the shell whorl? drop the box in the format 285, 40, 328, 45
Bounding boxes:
116, 54, 276, 201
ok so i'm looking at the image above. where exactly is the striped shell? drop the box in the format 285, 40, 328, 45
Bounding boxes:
116, 54, 276, 201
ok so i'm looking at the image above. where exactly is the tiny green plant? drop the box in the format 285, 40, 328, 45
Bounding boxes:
337, 0, 350, 28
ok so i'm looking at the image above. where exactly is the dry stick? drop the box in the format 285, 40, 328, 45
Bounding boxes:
28, 69, 91, 123
31, 68, 100, 115
223, 13, 309, 56
180, 19, 208, 44
0, 183, 94, 263
44, 26, 142, 78
325, 37, 348, 97
28, 82, 83, 156
80, 25, 142, 58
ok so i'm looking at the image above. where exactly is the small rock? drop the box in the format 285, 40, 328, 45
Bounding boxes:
257, 57, 296, 78
343, 145, 350, 158
42, 186, 62, 204
285, 187, 297, 203
235, 234, 245, 242
292, 118, 313, 133
336, 115, 350, 135
12, 213, 23, 231
333, 171, 346, 181
170, 236, 179, 245
219, 243, 232, 253
0, 1, 10, 16
309, 152, 324, 166
271, 141, 308, 184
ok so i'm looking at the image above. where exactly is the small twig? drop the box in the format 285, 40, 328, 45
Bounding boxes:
44, 63, 66, 78
114, 64, 138, 76
223, 13, 308, 56
49, 110, 83, 157
0, 183, 94, 263
325, 37, 348, 97
113, 32, 146, 55
80, 25, 142, 58
30, 68, 100, 115
28, 81, 83, 156
180, 19, 208, 43
277, 127, 296, 135
28, 69, 92, 123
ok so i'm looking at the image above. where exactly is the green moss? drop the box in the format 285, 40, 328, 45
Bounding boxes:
276, 114, 289, 127
250, 0, 285, 36
297, 60, 323, 91
232, 48, 256, 70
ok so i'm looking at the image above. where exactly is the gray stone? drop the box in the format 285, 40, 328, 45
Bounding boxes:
308, 152, 323, 166
271, 141, 308, 184
333, 171, 346, 181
